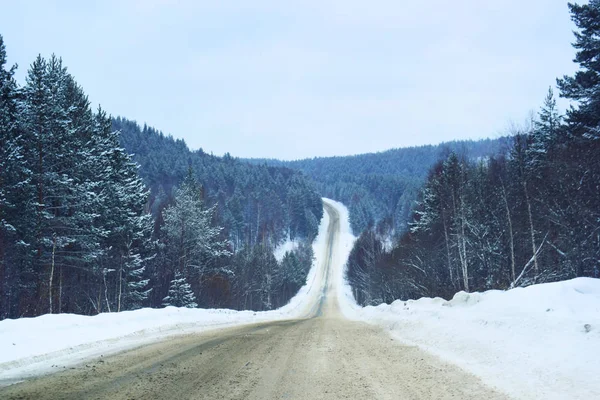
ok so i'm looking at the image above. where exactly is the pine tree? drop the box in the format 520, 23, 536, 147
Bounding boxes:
20, 55, 104, 314
161, 169, 229, 279
556, 1, 600, 278
531, 87, 561, 166
0, 34, 26, 319
558, 1, 600, 133
0, 34, 20, 228
162, 272, 198, 308
92, 109, 154, 311
411, 161, 456, 290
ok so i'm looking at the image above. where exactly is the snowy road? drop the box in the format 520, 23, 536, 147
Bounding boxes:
0, 201, 507, 399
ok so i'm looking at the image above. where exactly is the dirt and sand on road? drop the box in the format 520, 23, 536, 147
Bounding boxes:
0, 202, 509, 400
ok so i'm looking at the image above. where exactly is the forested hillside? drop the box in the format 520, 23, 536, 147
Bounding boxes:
114, 117, 323, 311
114, 117, 323, 248
250, 139, 504, 234
346, 1, 600, 305
0, 35, 322, 320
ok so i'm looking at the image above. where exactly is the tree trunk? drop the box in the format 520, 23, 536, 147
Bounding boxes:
523, 181, 539, 280
58, 266, 62, 314
500, 182, 516, 283
49, 234, 56, 314
103, 270, 111, 313
180, 218, 185, 273
98, 286, 103, 313
460, 214, 469, 292
117, 260, 123, 312
0, 230, 5, 319
256, 204, 261, 246
441, 209, 454, 287
451, 191, 469, 292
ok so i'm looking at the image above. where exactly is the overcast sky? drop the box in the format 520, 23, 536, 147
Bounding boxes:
1, 1, 578, 160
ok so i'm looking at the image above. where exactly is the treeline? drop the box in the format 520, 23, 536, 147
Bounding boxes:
249, 138, 503, 235
115, 117, 323, 247
347, 2, 600, 304
0, 35, 322, 319
114, 117, 323, 311
145, 169, 317, 311
0, 40, 154, 318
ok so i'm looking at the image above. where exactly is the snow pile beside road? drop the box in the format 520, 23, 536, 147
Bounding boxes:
0, 199, 332, 384
323, 198, 600, 399
356, 278, 600, 400
0, 306, 291, 384
1, 307, 262, 365
321, 198, 359, 318
278, 207, 330, 317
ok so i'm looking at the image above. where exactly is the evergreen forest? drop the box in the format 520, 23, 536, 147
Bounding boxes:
2, 1, 600, 320
251, 138, 504, 235
0, 35, 322, 319
342, 2, 600, 304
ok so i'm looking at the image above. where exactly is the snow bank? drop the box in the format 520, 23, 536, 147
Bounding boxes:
324, 199, 599, 399
356, 279, 600, 399
321, 198, 359, 318
0, 307, 274, 383
0, 199, 332, 384
277, 207, 330, 317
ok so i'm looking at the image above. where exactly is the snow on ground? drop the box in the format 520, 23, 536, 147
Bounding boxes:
3, 198, 599, 399
357, 279, 600, 400
321, 198, 359, 318
0, 201, 332, 385
325, 199, 600, 400
273, 238, 299, 262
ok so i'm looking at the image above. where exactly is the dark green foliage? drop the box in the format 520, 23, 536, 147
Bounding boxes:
114, 118, 324, 245
0, 36, 323, 318
347, 87, 599, 303
228, 242, 314, 311
249, 139, 504, 234
113, 117, 323, 312
558, 1, 600, 132
0, 34, 24, 319
555, 0, 600, 279
162, 272, 198, 308
333, 2, 600, 305
0, 43, 155, 318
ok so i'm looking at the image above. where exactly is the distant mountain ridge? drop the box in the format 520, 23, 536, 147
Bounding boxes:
115, 117, 323, 246
113, 117, 324, 311
247, 137, 508, 234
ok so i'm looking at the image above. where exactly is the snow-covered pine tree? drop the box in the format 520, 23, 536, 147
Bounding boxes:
555, 0, 600, 278
410, 162, 456, 289
558, 0, 600, 135
20, 55, 104, 314
162, 271, 197, 308
91, 109, 154, 312
532, 88, 561, 159
0, 34, 20, 231
161, 168, 229, 280
0, 34, 27, 319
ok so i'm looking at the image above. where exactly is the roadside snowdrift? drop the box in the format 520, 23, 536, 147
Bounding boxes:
0, 202, 331, 384
321, 198, 359, 318
357, 279, 600, 400
326, 199, 600, 400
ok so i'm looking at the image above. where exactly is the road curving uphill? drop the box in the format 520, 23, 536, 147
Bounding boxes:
0, 200, 509, 400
